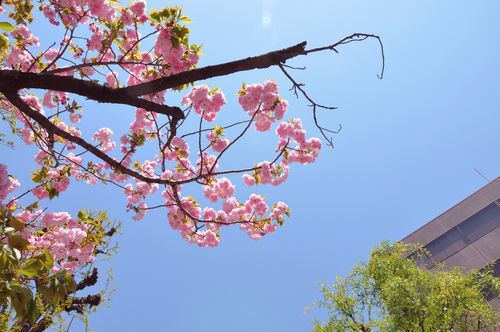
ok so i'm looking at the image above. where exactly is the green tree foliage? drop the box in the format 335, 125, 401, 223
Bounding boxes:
309, 241, 499, 331
0, 206, 120, 332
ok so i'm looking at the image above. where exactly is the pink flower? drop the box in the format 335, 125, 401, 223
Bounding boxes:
21, 128, 34, 145
121, 9, 134, 25
182, 85, 227, 122
41, 212, 71, 228
203, 207, 217, 220
43, 91, 57, 109
153, 29, 172, 57
270, 202, 289, 223
88, 0, 116, 23
198, 230, 219, 247
44, 48, 59, 62
264, 223, 278, 234
88, 28, 104, 51
70, 112, 82, 123
130, 1, 146, 16
34, 150, 49, 166
54, 177, 70, 192
244, 194, 268, 216
221, 197, 238, 214
93, 127, 115, 152
132, 202, 147, 220
0, 164, 19, 201
206, 130, 229, 152
106, 72, 119, 88
11, 25, 39, 46
41, 4, 59, 25
32, 187, 49, 200
238, 80, 288, 132
21, 95, 44, 115
81, 63, 95, 77
6, 48, 33, 71
242, 174, 256, 186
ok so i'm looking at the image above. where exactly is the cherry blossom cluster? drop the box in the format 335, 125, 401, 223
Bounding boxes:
206, 128, 229, 152
0, 164, 99, 275
115, 80, 316, 245
181, 85, 227, 121
93, 127, 115, 152
276, 119, 322, 165
238, 80, 289, 132
29, 212, 95, 274
0, 163, 19, 201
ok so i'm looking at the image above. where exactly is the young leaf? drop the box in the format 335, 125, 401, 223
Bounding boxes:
8, 235, 29, 251
0, 22, 18, 32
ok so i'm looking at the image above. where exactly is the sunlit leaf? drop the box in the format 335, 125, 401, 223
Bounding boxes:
0, 22, 18, 32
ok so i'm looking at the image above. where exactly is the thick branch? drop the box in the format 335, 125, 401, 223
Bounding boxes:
76, 267, 98, 291
0, 35, 383, 186
28, 317, 52, 332
65, 294, 101, 314
121, 41, 308, 97
1, 90, 175, 185
0, 69, 184, 120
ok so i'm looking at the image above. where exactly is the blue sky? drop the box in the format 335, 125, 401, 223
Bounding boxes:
2, 1, 500, 331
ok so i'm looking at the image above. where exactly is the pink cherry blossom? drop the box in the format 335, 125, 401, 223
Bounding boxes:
130, 1, 146, 17
70, 112, 82, 123
93, 127, 115, 152
32, 187, 49, 200
0, 164, 19, 201
182, 85, 227, 122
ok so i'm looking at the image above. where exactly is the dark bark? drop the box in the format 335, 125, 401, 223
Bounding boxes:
2, 90, 175, 185
0, 69, 184, 120
121, 41, 307, 96
0, 42, 307, 120
75, 267, 98, 291
64, 294, 101, 314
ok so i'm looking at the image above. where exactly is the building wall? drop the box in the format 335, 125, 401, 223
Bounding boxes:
402, 177, 500, 304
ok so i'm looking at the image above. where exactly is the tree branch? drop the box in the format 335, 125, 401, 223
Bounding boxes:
1, 90, 175, 185
75, 267, 98, 291
0, 69, 184, 120
121, 41, 308, 97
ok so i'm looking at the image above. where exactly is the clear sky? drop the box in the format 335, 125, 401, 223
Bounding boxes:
2, 1, 500, 331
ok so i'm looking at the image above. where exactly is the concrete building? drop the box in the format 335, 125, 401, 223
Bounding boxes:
402, 176, 500, 306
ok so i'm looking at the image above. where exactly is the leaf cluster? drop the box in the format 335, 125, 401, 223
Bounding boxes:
310, 241, 499, 331
0, 205, 72, 325
0, 205, 120, 331
2, 0, 34, 25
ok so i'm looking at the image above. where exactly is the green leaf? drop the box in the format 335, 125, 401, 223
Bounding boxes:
38, 283, 56, 304
115, 38, 124, 50
8, 235, 29, 251
0, 22, 18, 32
65, 274, 77, 293
47, 186, 59, 200
18, 259, 43, 278
3, 245, 19, 265
180, 15, 192, 24
0, 251, 7, 268
9, 218, 25, 231
0, 35, 8, 49
42, 248, 54, 270
10, 285, 33, 321
107, 0, 120, 4
0, 282, 11, 305
149, 10, 160, 24
27, 298, 39, 324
